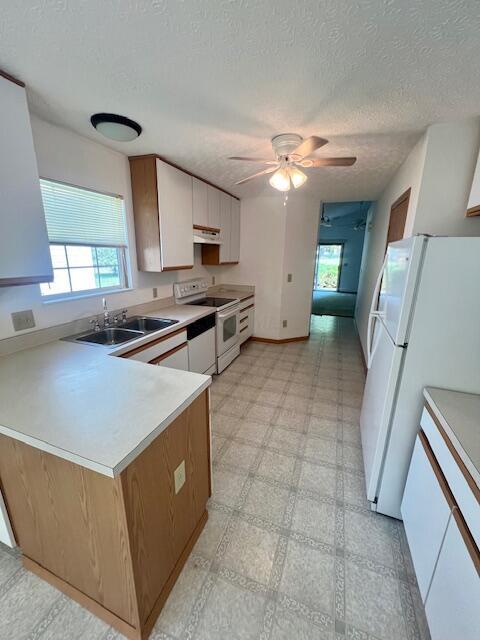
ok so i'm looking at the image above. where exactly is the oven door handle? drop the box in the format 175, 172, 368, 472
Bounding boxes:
217, 307, 239, 320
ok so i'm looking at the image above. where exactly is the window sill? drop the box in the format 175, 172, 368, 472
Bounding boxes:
41, 287, 132, 305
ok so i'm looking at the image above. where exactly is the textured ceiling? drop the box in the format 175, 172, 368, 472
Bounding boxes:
1, 1, 480, 200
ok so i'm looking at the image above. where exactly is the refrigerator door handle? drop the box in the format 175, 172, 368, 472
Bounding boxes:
367, 255, 388, 368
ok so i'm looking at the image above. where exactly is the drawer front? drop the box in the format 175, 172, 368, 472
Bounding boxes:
154, 343, 189, 371
421, 405, 480, 547
425, 509, 480, 640
122, 330, 187, 363
401, 432, 454, 600
239, 298, 254, 313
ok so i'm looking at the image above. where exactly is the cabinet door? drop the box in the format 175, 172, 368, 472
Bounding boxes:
207, 185, 220, 230
0, 76, 53, 285
156, 344, 189, 371
156, 159, 193, 270
219, 192, 231, 263
230, 198, 240, 263
401, 433, 453, 600
192, 178, 208, 228
425, 510, 480, 640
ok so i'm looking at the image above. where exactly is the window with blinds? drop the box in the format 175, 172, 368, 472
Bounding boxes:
39, 179, 129, 299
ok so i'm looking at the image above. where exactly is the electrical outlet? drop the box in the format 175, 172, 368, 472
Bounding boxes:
174, 460, 186, 494
287, 273, 292, 282
11, 310, 35, 332
212, 276, 216, 285
152, 287, 158, 298
282, 320, 287, 328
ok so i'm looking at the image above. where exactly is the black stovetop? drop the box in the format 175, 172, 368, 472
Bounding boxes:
190, 297, 236, 308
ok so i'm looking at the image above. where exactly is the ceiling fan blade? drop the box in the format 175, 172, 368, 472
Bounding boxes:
291, 136, 328, 159
299, 157, 357, 167
235, 166, 277, 185
229, 156, 277, 164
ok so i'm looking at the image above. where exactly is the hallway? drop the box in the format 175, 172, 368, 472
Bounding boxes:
0, 317, 429, 639
311, 290, 357, 317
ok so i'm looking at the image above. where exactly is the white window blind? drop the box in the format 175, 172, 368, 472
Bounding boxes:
40, 179, 127, 247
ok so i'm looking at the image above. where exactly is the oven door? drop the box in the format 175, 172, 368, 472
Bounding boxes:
216, 306, 240, 356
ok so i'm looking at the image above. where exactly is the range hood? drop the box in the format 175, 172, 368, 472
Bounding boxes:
193, 228, 221, 244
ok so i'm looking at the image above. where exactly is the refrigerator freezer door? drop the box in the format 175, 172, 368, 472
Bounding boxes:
378, 236, 426, 346
360, 320, 405, 503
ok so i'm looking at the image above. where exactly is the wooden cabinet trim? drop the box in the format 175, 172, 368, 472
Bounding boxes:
0, 68, 25, 87
119, 328, 186, 359
418, 430, 456, 510
451, 507, 480, 575
129, 154, 239, 201
148, 342, 187, 364
193, 224, 221, 233
162, 265, 193, 271
425, 402, 480, 503
466, 204, 480, 217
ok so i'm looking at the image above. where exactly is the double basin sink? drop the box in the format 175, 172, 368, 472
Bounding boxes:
75, 316, 179, 346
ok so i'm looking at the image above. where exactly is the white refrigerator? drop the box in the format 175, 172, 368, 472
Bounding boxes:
360, 235, 480, 519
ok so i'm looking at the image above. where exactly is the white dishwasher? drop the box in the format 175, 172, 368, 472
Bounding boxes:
187, 314, 216, 375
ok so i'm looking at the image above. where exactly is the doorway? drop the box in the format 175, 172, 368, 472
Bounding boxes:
314, 243, 344, 291
312, 201, 370, 318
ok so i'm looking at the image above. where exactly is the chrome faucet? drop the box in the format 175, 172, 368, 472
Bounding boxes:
121, 309, 128, 324
102, 298, 111, 328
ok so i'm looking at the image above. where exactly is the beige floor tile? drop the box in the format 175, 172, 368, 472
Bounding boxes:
242, 478, 291, 526
299, 461, 336, 497
257, 450, 297, 485
292, 496, 335, 544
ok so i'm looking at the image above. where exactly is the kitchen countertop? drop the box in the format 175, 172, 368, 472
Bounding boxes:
424, 387, 480, 487
0, 302, 215, 478
207, 285, 254, 302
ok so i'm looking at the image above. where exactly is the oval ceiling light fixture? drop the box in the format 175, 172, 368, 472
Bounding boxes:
90, 113, 142, 142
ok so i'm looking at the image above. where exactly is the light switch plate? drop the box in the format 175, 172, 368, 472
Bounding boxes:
152, 287, 158, 298
287, 273, 292, 282
174, 460, 186, 494
282, 320, 287, 328
11, 309, 35, 332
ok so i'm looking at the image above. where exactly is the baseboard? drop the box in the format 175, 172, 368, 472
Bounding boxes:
250, 335, 309, 344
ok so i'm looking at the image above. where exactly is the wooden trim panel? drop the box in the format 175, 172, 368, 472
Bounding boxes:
193, 224, 221, 233
451, 507, 480, 575
149, 342, 187, 364
129, 154, 239, 201
425, 402, 480, 503
119, 327, 186, 359
0, 68, 25, 87
418, 430, 456, 509
162, 265, 193, 271
466, 204, 480, 217
251, 335, 309, 344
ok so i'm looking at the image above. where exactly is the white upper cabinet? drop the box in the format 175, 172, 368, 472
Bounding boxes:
230, 198, 240, 263
156, 159, 193, 269
0, 73, 52, 286
219, 192, 232, 264
207, 184, 221, 230
192, 177, 208, 228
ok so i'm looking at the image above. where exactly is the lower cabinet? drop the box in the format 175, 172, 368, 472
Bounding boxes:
401, 432, 453, 600
425, 510, 480, 640
239, 298, 254, 344
153, 343, 189, 371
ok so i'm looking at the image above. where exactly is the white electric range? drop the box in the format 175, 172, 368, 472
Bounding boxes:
174, 279, 241, 373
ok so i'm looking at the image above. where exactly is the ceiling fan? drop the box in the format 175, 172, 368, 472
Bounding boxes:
229, 133, 356, 192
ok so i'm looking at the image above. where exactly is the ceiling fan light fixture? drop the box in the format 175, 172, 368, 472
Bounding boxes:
269, 168, 291, 192
289, 166, 308, 189
90, 113, 142, 142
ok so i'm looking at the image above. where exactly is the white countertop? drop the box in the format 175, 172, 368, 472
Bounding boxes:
424, 387, 480, 487
0, 303, 215, 477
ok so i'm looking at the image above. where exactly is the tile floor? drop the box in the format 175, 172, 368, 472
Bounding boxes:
0, 316, 430, 640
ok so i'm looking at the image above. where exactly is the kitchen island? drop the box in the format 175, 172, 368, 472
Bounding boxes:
0, 340, 211, 640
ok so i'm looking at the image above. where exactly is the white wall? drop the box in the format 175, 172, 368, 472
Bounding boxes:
280, 196, 319, 339
412, 120, 480, 236
356, 117, 480, 357
0, 116, 221, 340
222, 193, 318, 340
318, 222, 366, 292
355, 135, 428, 353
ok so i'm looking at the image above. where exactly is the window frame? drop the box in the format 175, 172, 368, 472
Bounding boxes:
38, 178, 131, 302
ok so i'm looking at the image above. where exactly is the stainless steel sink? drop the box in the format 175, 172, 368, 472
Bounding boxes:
122, 316, 179, 333
75, 328, 144, 346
